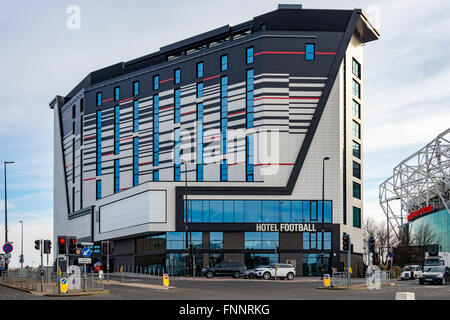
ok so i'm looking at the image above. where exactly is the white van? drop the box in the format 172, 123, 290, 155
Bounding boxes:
400, 265, 422, 280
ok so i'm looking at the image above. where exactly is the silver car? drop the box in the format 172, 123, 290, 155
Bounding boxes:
254, 263, 296, 280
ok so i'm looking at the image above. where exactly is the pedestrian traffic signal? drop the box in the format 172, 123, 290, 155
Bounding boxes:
34, 240, 40, 250
68, 237, 77, 254
368, 237, 375, 253
58, 236, 67, 255
44, 240, 52, 254
342, 233, 350, 252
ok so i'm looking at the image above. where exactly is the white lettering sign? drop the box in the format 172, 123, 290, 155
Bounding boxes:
256, 223, 317, 232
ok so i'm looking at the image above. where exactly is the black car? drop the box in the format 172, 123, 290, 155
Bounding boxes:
419, 266, 450, 285
201, 262, 247, 279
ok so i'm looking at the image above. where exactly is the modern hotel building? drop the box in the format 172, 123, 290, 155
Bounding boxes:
50, 5, 379, 276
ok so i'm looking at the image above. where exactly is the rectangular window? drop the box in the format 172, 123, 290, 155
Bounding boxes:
133, 100, 139, 132
197, 103, 204, 182
353, 207, 361, 228
153, 75, 159, 90
80, 98, 84, 113
96, 110, 102, 176
153, 95, 159, 166
96, 180, 101, 200
262, 201, 280, 223
174, 89, 181, 123
245, 200, 261, 223
114, 105, 120, 155
221, 55, 228, 71
352, 58, 361, 79
353, 161, 361, 179
305, 43, 315, 61
72, 104, 76, 119
133, 137, 139, 186
174, 128, 180, 182
246, 135, 254, 181
210, 200, 224, 223
303, 232, 310, 250
196, 82, 203, 98
80, 116, 83, 146
352, 141, 361, 159
352, 79, 361, 98
174, 68, 181, 84
114, 87, 120, 102
153, 169, 159, 182
246, 69, 254, 129
353, 181, 361, 199
72, 138, 75, 183
220, 76, 228, 181
114, 159, 120, 193
96, 92, 102, 106
197, 62, 204, 78
352, 100, 360, 119
210, 232, 223, 250
352, 120, 361, 139
133, 81, 139, 96
245, 232, 278, 250
246, 47, 254, 64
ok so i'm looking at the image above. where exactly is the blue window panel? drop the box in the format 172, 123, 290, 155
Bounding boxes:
210, 200, 223, 223
262, 232, 279, 249
133, 137, 139, 186
153, 95, 159, 166
114, 105, 120, 155
221, 76, 228, 97
197, 62, 204, 78
246, 47, 254, 64
302, 201, 311, 222
133, 100, 139, 132
210, 232, 223, 250
245, 200, 261, 223
153, 75, 159, 90
96, 180, 101, 199
324, 232, 332, 250
96, 110, 102, 176
234, 200, 244, 222
305, 43, 315, 61
190, 200, 202, 223
280, 201, 291, 222
221, 160, 228, 181
310, 233, 317, 249
324, 201, 332, 223
202, 200, 210, 223
311, 201, 317, 221
114, 159, 120, 193
196, 82, 203, 98
196, 164, 203, 182
317, 201, 323, 223
291, 201, 302, 223
153, 169, 159, 181
174, 166, 180, 182
133, 81, 139, 96
221, 55, 228, 71
245, 232, 262, 250
174, 69, 181, 84
197, 103, 204, 121
317, 232, 322, 250
174, 89, 181, 123
114, 87, 120, 101
224, 200, 233, 223
262, 201, 280, 223
246, 69, 254, 129
96, 92, 102, 106
246, 135, 254, 181
303, 232, 310, 250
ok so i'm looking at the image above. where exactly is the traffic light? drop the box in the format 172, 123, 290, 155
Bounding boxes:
342, 233, 350, 252
44, 240, 52, 254
276, 246, 281, 254
68, 237, 77, 254
368, 237, 375, 253
58, 236, 67, 255
34, 240, 41, 250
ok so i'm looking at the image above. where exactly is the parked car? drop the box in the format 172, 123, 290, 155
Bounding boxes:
254, 264, 296, 280
242, 266, 265, 279
201, 262, 247, 279
419, 266, 450, 285
400, 265, 422, 280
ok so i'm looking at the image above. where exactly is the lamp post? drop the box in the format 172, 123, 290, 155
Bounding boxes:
321, 157, 330, 278
4, 161, 14, 272
19, 220, 24, 269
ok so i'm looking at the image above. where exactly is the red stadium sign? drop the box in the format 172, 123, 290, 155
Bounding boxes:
407, 205, 434, 221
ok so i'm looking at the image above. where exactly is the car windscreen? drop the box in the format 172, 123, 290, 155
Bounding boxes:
403, 266, 412, 271
425, 259, 443, 266
424, 266, 445, 273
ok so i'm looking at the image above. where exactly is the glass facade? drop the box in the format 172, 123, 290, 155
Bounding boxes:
197, 62, 204, 78
221, 55, 228, 71
352, 141, 361, 159
245, 232, 279, 250
174, 68, 181, 84
133, 81, 139, 96
220, 76, 228, 181
353, 207, 361, 228
133, 137, 139, 186
246, 47, 253, 64
174, 88, 181, 123
303, 253, 330, 276
197, 103, 204, 181
410, 209, 450, 252
153, 94, 159, 167
114, 105, 120, 155
185, 200, 332, 223
245, 253, 278, 269
210, 232, 223, 250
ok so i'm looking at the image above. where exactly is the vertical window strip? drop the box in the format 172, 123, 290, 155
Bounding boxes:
246, 47, 254, 64
114, 105, 120, 155
196, 82, 203, 98
197, 62, 204, 78
133, 100, 139, 132
153, 75, 159, 90
153, 95, 159, 167
114, 159, 120, 193
133, 137, 139, 186
246, 69, 254, 129
174, 89, 181, 123
133, 81, 139, 96
96, 92, 102, 106
197, 103, 204, 181
80, 149, 83, 209
174, 128, 181, 181
96, 110, 102, 176
305, 43, 315, 61
246, 135, 254, 181
96, 180, 101, 200
72, 138, 75, 183
174, 69, 181, 84
221, 55, 228, 71
114, 87, 120, 102
220, 76, 228, 181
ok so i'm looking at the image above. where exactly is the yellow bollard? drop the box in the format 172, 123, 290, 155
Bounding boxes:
163, 274, 169, 287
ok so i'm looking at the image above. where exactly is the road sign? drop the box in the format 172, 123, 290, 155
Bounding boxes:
3, 243, 13, 254
80, 242, 94, 247
60, 278, 68, 293
163, 274, 169, 287
81, 247, 92, 258
323, 274, 330, 287
78, 258, 91, 264
76, 248, 81, 255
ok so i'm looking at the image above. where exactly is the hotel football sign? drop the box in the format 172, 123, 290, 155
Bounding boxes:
256, 223, 317, 232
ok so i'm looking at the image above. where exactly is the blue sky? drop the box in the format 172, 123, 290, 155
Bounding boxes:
0, 0, 449, 267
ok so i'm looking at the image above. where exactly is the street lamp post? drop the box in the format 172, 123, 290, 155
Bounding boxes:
321, 157, 330, 278
19, 220, 24, 269
4, 161, 14, 272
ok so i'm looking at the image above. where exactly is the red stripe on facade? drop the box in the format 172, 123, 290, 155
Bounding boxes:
139, 161, 153, 166
102, 153, 114, 157
120, 188, 129, 191
228, 162, 245, 166
181, 110, 196, 116
119, 136, 133, 142
160, 105, 174, 111
83, 177, 96, 181
228, 110, 245, 116
254, 96, 320, 101
315, 52, 337, 55
254, 51, 336, 56
159, 77, 174, 84
203, 74, 220, 81
75, 190, 81, 194
65, 163, 72, 168
204, 136, 219, 141
102, 98, 113, 103
119, 98, 133, 103
61, 113, 71, 121
84, 135, 96, 140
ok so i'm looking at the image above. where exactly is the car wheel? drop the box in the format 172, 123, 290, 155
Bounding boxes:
206, 271, 214, 279
287, 272, 294, 280
263, 272, 271, 280
233, 271, 240, 279
248, 273, 253, 279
